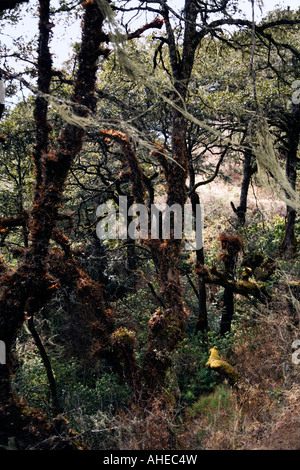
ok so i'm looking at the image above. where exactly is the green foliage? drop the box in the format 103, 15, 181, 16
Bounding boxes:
13, 350, 132, 423
267, 388, 284, 404
172, 332, 235, 405
56, 366, 132, 419
114, 284, 157, 351
189, 384, 233, 418
241, 215, 287, 257
13, 350, 50, 411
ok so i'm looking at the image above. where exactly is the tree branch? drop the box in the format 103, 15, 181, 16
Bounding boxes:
0, 212, 28, 229
196, 265, 270, 302
0, 0, 29, 13
189, 144, 229, 195
126, 16, 165, 39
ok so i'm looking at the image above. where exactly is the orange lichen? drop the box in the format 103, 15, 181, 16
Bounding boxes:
82, 0, 94, 6
47, 152, 58, 162
219, 232, 243, 255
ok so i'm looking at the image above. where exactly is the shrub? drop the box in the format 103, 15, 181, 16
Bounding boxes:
13, 350, 132, 426
241, 214, 286, 258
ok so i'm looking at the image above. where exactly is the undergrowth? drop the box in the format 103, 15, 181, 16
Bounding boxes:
10, 211, 300, 450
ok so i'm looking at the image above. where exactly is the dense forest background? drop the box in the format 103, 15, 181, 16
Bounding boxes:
0, 0, 300, 451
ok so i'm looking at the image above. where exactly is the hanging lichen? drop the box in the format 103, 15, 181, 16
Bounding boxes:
33, 0, 235, 160
250, 117, 300, 211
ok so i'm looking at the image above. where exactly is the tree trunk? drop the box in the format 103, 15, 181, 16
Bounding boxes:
142, 110, 188, 394
126, 195, 137, 292
141, 0, 200, 396
231, 147, 256, 227
220, 285, 234, 336
187, 136, 208, 334
280, 103, 300, 257
0, 0, 107, 404
195, 246, 208, 334
218, 233, 242, 336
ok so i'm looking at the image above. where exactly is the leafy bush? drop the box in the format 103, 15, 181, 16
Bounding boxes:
171, 331, 235, 405
13, 351, 50, 411
13, 350, 132, 426
241, 214, 286, 257
114, 287, 157, 354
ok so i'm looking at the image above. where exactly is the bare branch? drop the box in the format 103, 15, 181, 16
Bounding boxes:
0, 0, 29, 13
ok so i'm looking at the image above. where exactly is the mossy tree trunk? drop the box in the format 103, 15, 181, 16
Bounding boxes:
0, 0, 111, 405
141, 0, 201, 396
218, 234, 243, 336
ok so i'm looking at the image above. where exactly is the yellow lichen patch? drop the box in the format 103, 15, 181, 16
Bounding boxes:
205, 346, 239, 384
111, 327, 136, 349
242, 267, 253, 280
288, 281, 300, 287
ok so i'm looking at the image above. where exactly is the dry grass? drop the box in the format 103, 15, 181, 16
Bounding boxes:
174, 156, 300, 450
78, 397, 183, 450
177, 385, 245, 450
78, 157, 299, 451
174, 285, 300, 450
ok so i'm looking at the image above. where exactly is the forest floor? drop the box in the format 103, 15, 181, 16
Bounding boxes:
242, 385, 300, 450
181, 158, 300, 451
2, 157, 300, 451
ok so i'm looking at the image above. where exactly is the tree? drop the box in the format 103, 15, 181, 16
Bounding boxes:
1, 0, 299, 424
0, 0, 114, 409
102, 0, 300, 394
0, 0, 29, 13
0, 0, 167, 420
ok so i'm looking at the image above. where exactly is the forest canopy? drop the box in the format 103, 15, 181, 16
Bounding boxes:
0, 0, 299, 451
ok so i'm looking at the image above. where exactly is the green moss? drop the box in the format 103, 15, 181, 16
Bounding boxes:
234, 279, 266, 297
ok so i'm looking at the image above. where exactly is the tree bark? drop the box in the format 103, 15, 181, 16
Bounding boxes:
220, 284, 234, 336
231, 147, 257, 227
189, 177, 208, 334
141, 0, 200, 396
0, 0, 108, 404
194, 245, 208, 334
280, 103, 300, 257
